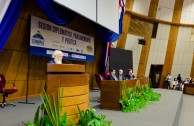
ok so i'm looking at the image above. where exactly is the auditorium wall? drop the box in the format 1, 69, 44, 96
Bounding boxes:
0, 0, 104, 100
116, 0, 194, 86
156, 0, 175, 21
132, 0, 151, 16
171, 0, 194, 79
145, 24, 170, 77
171, 26, 194, 79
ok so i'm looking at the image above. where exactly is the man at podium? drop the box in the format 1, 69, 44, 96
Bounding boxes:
48, 50, 63, 64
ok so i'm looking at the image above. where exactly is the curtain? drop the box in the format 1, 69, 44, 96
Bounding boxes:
36, 0, 75, 25
0, 0, 24, 52
93, 24, 120, 42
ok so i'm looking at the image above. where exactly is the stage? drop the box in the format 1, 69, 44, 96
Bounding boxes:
90, 89, 183, 126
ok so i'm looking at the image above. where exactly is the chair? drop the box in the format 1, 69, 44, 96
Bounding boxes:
0, 74, 17, 108
104, 72, 110, 80
95, 74, 103, 90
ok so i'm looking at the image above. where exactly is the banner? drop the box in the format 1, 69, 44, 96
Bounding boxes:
30, 15, 94, 62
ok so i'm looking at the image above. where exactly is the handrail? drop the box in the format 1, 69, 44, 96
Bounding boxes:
125, 8, 194, 27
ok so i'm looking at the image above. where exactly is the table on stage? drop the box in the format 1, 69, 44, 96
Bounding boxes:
100, 78, 148, 110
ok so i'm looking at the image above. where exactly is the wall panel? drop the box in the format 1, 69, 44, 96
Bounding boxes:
156, 0, 175, 21
0, 50, 12, 74
15, 53, 28, 80
5, 51, 23, 80
14, 20, 29, 52
132, 0, 151, 16
125, 34, 142, 76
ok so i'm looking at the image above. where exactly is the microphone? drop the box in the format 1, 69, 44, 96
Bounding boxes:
63, 59, 72, 64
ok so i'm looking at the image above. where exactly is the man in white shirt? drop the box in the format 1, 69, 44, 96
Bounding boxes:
165, 73, 171, 89
48, 50, 63, 64
118, 69, 126, 80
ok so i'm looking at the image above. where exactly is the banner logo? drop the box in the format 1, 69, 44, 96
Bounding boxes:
32, 31, 45, 46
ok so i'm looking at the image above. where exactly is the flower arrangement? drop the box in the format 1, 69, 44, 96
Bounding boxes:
77, 106, 112, 126
119, 79, 161, 112
22, 90, 71, 126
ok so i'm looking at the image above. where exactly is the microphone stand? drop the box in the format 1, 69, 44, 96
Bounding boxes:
63, 59, 72, 64
18, 54, 35, 105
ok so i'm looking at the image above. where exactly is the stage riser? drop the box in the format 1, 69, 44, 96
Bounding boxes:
91, 89, 183, 126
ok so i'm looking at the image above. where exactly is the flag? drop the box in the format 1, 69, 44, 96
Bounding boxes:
102, 0, 125, 72
103, 42, 112, 72
119, 0, 125, 34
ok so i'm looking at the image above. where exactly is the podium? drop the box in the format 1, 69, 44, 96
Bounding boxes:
46, 64, 89, 122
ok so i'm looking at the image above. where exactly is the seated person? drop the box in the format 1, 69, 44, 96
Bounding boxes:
0, 76, 3, 92
107, 69, 118, 80
125, 69, 135, 80
117, 69, 126, 80
188, 76, 192, 83
48, 50, 63, 64
189, 78, 194, 84
172, 78, 178, 90
189, 78, 193, 84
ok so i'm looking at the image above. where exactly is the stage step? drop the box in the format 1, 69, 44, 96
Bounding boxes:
90, 89, 183, 126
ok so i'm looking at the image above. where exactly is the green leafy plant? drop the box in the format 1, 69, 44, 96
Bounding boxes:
77, 106, 112, 126
23, 90, 74, 126
119, 79, 161, 113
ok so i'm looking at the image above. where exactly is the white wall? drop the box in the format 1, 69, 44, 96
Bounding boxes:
132, 0, 194, 23
124, 34, 143, 76
53, 0, 120, 34
132, 0, 151, 16
132, 0, 175, 21
171, 27, 194, 80
97, 0, 119, 34
145, 24, 170, 76
53, 0, 96, 22
156, 0, 175, 21
180, 0, 194, 24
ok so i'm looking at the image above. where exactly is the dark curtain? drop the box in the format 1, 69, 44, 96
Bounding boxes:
36, 0, 75, 25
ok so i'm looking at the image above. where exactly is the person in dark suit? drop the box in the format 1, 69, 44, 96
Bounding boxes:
0, 76, 3, 92
176, 74, 183, 90
177, 74, 182, 84
107, 69, 118, 80
125, 69, 135, 80
48, 50, 63, 64
118, 69, 126, 80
